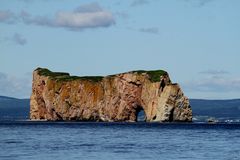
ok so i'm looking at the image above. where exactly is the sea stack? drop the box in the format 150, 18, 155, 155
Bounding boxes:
30, 68, 192, 122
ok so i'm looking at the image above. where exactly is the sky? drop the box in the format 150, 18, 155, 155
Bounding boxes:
0, 0, 240, 99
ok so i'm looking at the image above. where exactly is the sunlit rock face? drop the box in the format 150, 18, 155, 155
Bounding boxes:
30, 68, 192, 122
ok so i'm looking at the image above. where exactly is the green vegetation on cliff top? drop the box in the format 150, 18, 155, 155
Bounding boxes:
37, 68, 69, 77
36, 68, 167, 83
132, 70, 167, 82
36, 68, 103, 82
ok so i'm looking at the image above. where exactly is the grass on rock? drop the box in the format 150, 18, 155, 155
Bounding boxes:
36, 68, 167, 83
132, 70, 167, 82
36, 68, 103, 82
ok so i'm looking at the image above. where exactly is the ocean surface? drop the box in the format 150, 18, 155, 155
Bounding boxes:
0, 122, 240, 160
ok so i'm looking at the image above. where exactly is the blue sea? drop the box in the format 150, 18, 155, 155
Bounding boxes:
0, 122, 240, 160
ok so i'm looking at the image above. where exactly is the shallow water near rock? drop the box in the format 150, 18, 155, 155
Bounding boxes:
0, 122, 240, 160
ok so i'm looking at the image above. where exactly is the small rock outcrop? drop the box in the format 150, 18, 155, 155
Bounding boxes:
30, 68, 192, 122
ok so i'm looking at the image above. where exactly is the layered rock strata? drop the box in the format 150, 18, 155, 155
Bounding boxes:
30, 68, 192, 122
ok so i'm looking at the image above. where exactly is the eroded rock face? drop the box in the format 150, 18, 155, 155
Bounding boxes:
30, 68, 192, 122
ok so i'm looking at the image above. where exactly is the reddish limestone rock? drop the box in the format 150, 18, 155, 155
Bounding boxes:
30, 68, 192, 122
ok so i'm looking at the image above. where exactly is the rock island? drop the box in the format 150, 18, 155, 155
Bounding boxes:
30, 68, 192, 122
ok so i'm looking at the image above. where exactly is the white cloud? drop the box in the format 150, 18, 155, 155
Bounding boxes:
184, 76, 240, 92
74, 2, 102, 13
0, 2, 115, 31
12, 33, 27, 45
55, 10, 114, 29
184, 0, 214, 7
199, 70, 229, 75
131, 0, 149, 7
0, 10, 16, 24
2, 33, 27, 46
139, 27, 159, 34
114, 12, 129, 19
0, 72, 31, 98
54, 2, 115, 30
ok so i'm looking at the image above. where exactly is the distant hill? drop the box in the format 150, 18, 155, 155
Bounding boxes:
0, 96, 18, 100
0, 96, 29, 120
190, 99, 240, 118
0, 96, 240, 121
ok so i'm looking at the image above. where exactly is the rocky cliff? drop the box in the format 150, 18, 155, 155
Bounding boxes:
30, 68, 192, 122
